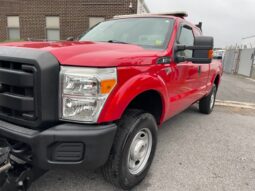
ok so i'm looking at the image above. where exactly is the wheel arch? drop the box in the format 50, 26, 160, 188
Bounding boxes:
98, 74, 168, 125
124, 90, 164, 124
214, 74, 221, 90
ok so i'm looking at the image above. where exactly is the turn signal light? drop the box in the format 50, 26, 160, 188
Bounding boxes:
100, 79, 117, 94
208, 49, 214, 59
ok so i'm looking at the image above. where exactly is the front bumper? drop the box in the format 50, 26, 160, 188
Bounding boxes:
0, 120, 117, 170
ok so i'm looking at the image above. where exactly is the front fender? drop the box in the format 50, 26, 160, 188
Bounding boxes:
98, 66, 168, 124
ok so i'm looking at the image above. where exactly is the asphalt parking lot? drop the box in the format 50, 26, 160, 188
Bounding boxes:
30, 74, 255, 191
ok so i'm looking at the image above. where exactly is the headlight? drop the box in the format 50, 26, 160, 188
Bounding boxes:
60, 67, 117, 123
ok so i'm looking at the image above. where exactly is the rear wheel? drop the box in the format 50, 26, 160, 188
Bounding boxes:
199, 84, 217, 114
102, 109, 158, 190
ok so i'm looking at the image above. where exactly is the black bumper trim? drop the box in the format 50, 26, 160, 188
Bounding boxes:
0, 121, 117, 170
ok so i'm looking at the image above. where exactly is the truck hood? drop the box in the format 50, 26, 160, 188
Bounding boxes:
0, 41, 164, 67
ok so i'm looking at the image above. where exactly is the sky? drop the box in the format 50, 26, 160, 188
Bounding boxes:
144, 0, 255, 48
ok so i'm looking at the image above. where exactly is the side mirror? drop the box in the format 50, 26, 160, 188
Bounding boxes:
175, 36, 214, 64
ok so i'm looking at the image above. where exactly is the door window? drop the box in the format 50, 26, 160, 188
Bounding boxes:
177, 26, 194, 58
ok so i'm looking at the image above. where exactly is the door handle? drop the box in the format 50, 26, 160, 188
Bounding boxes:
198, 66, 201, 75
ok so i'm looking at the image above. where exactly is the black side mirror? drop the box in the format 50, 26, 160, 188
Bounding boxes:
175, 36, 214, 64
66, 36, 75, 41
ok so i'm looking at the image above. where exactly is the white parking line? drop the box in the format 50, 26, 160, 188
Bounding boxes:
215, 100, 255, 110
246, 78, 255, 82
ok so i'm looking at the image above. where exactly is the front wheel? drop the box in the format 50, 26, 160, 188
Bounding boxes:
102, 110, 158, 190
199, 84, 217, 114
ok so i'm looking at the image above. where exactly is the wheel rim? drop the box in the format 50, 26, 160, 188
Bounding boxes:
210, 89, 215, 109
127, 128, 153, 175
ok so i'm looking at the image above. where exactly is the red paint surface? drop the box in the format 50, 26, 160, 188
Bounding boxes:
0, 16, 222, 125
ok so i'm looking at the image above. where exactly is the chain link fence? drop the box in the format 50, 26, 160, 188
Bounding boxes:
223, 48, 255, 79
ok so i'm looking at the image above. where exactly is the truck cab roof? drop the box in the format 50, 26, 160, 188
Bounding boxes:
113, 12, 202, 32
114, 11, 188, 19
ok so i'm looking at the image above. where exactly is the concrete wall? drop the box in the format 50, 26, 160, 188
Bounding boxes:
252, 65, 255, 79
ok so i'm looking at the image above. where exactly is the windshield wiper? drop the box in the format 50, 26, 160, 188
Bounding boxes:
107, 40, 130, 44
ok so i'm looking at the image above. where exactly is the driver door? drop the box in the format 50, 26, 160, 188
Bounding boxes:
167, 25, 201, 117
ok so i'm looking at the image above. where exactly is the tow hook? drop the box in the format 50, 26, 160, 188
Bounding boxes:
0, 139, 46, 191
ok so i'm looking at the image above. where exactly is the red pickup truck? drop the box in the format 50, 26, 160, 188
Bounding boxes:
0, 12, 222, 190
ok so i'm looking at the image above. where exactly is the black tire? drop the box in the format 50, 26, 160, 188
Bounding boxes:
199, 84, 217, 114
102, 109, 158, 190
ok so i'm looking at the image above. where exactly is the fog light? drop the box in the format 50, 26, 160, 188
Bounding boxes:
50, 142, 84, 162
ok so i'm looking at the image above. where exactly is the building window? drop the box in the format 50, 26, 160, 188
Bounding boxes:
89, 17, 105, 28
46, 16, 60, 41
7, 16, 20, 40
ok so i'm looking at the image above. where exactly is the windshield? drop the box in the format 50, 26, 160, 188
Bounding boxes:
79, 18, 174, 50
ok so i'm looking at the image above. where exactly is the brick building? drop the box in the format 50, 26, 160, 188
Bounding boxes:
0, 0, 149, 41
